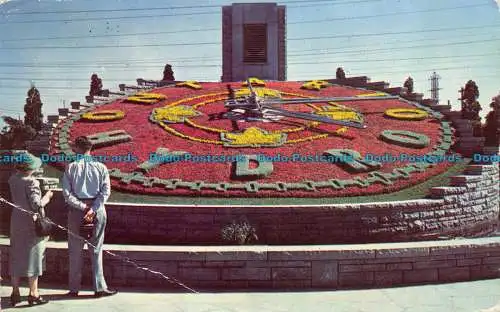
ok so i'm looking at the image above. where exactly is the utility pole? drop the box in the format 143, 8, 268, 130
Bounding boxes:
429, 72, 441, 104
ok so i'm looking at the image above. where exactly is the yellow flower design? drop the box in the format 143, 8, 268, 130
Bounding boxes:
176, 81, 202, 90
384, 108, 428, 120
356, 92, 387, 97
152, 105, 202, 123
221, 127, 287, 147
235, 87, 281, 98
81, 110, 125, 121
241, 77, 266, 87
315, 104, 364, 124
335, 127, 348, 134
301, 80, 330, 91
126, 93, 166, 104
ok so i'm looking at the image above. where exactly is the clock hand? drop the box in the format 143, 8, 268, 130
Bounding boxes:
260, 105, 366, 129
262, 95, 399, 105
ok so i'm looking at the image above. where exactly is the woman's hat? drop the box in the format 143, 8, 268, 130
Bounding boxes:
15, 152, 42, 171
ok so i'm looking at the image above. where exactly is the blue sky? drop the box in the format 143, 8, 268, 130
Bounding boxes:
0, 0, 499, 124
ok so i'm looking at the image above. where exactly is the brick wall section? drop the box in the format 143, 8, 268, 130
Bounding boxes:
221, 6, 232, 82
55, 163, 500, 244
277, 6, 286, 81
1, 238, 500, 290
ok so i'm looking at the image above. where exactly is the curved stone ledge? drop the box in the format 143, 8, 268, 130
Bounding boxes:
1, 237, 500, 290
1, 164, 498, 245
29, 163, 495, 245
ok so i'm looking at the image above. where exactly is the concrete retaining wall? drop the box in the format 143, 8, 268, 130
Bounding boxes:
1, 237, 500, 290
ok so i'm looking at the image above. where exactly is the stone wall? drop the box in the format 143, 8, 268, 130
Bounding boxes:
1, 163, 492, 245
0, 151, 498, 244
1, 237, 500, 290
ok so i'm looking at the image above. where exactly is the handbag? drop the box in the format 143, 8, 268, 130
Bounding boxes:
80, 219, 95, 240
33, 213, 53, 237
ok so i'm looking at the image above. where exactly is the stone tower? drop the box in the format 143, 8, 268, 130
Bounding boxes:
222, 3, 286, 82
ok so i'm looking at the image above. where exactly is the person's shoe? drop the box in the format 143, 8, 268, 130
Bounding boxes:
66, 291, 79, 297
94, 289, 118, 298
10, 292, 21, 306
27, 295, 49, 306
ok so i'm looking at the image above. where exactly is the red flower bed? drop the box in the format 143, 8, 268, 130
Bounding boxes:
50, 81, 455, 198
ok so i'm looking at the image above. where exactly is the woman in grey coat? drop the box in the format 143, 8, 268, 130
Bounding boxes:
9, 152, 53, 306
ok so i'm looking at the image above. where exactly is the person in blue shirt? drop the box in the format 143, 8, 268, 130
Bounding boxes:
62, 136, 117, 298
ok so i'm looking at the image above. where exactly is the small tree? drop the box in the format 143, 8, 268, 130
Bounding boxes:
483, 95, 500, 146
336, 67, 346, 80
404, 76, 414, 94
0, 116, 36, 150
89, 73, 103, 96
162, 64, 175, 81
221, 218, 258, 245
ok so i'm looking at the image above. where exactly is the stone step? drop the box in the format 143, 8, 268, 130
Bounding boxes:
383, 87, 405, 95
430, 186, 466, 198
443, 111, 462, 120
432, 105, 452, 112
452, 123, 473, 132
70, 101, 80, 109
482, 146, 500, 155
463, 165, 486, 175
402, 93, 424, 102
327, 76, 369, 87
58, 108, 70, 116
137, 78, 159, 86
79, 102, 94, 107
37, 132, 52, 137
452, 125, 471, 132
137, 78, 174, 87
26, 142, 49, 148
118, 84, 152, 91
100, 89, 110, 97
365, 81, 389, 91
47, 115, 60, 123
458, 137, 485, 144
452, 119, 473, 126
449, 175, 483, 186
420, 99, 438, 107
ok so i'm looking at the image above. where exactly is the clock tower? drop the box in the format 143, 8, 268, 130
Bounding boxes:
222, 3, 286, 82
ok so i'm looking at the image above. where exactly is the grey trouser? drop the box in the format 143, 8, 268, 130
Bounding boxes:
67, 207, 108, 292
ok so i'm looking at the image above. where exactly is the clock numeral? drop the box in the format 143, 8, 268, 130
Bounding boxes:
242, 77, 266, 87
175, 81, 202, 90
126, 93, 166, 104
323, 149, 382, 173
379, 130, 430, 148
86, 130, 132, 149
233, 154, 273, 178
136, 147, 187, 174
301, 80, 330, 91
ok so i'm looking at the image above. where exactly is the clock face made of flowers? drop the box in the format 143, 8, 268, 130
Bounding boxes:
51, 79, 454, 198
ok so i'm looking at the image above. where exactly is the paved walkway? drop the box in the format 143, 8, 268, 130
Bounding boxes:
1, 279, 500, 312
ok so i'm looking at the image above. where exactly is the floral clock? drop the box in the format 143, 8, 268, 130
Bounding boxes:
50, 79, 455, 198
